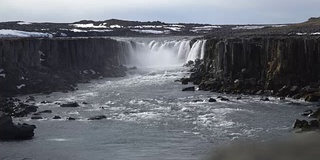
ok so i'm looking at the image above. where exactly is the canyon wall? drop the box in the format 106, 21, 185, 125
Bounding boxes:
191, 37, 320, 99
0, 38, 126, 96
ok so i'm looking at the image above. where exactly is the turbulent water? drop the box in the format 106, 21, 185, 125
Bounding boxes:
0, 37, 315, 160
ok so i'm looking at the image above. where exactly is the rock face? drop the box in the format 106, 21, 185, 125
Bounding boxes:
189, 37, 320, 98
0, 38, 126, 96
0, 112, 36, 140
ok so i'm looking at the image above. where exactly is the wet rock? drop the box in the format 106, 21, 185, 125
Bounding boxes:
217, 96, 230, 101
38, 110, 52, 114
40, 101, 52, 104
82, 102, 89, 105
60, 102, 80, 108
67, 117, 76, 121
13, 104, 38, 117
293, 119, 308, 129
181, 78, 190, 85
183, 60, 194, 67
192, 99, 203, 103
88, 115, 107, 120
26, 96, 35, 102
0, 113, 36, 140
182, 86, 195, 91
280, 97, 286, 100
236, 97, 242, 100
305, 92, 320, 102
260, 97, 270, 101
308, 120, 320, 128
208, 98, 217, 102
31, 116, 43, 120
301, 109, 313, 116
309, 108, 320, 118
53, 116, 61, 119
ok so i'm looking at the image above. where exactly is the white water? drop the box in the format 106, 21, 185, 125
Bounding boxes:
116, 37, 207, 67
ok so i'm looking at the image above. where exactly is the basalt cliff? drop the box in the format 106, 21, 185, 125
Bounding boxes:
188, 36, 320, 101
0, 38, 126, 96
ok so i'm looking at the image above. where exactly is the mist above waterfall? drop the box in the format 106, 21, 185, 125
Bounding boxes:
116, 37, 207, 68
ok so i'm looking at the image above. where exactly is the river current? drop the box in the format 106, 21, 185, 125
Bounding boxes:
0, 37, 314, 160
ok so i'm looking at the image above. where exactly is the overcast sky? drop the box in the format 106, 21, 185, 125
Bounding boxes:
0, 0, 319, 24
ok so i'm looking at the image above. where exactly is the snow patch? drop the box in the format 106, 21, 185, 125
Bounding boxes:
70, 29, 88, 33
110, 25, 123, 29
271, 25, 287, 28
128, 25, 163, 29
17, 84, 26, 89
311, 32, 320, 35
232, 26, 265, 30
191, 25, 221, 33
131, 29, 164, 34
17, 21, 32, 25
60, 33, 67, 37
72, 23, 107, 29
88, 29, 113, 32
296, 33, 307, 36
0, 29, 53, 38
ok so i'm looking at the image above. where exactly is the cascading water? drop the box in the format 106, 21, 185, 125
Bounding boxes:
116, 38, 207, 67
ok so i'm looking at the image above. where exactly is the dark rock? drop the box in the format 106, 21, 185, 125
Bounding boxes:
308, 120, 319, 128
31, 116, 43, 120
53, 116, 61, 119
67, 117, 76, 121
181, 78, 189, 85
192, 99, 203, 102
182, 86, 195, 91
183, 60, 194, 67
38, 110, 52, 114
0, 113, 36, 140
88, 115, 107, 120
260, 98, 270, 101
309, 108, 320, 118
208, 98, 217, 102
280, 97, 286, 100
60, 102, 80, 108
82, 102, 89, 105
40, 101, 52, 104
305, 92, 320, 102
26, 96, 35, 102
293, 119, 308, 129
236, 97, 242, 100
301, 109, 313, 116
217, 96, 230, 101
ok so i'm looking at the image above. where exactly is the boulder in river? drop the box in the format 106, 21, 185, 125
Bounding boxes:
208, 98, 217, 102
53, 116, 62, 119
182, 86, 195, 91
217, 96, 230, 101
0, 113, 36, 140
88, 115, 107, 120
60, 102, 80, 108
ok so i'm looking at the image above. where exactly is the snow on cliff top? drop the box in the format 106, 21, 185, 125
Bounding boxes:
0, 29, 53, 38
72, 23, 107, 28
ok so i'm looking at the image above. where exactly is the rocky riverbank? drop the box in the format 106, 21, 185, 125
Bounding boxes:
0, 37, 128, 139
180, 36, 320, 131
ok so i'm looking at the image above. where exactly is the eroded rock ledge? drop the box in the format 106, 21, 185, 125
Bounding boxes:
0, 37, 126, 96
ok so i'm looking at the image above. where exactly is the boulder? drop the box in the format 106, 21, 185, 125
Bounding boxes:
67, 117, 76, 120
60, 102, 80, 108
293, 119, 308, 129
208, 98, 217, 102
301, 109, 313, 116
260, 97, 270, 101
309, 108, 320, 118
182, 86, 195, 91
31, 116, 43, 120
217, 96, 230, 101
181, 78, 189, 85
88, 115, 107, 120
53, 116, 62, 119
0, 113, 36, 140
192, 99, 203, 102
38, 110, 52, 114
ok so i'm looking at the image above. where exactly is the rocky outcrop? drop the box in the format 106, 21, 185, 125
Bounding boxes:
0, 112, 36, 140
188, 37, 320, 100
0, 37, 126, 96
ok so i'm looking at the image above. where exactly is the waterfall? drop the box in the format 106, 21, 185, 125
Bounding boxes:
117, 38, 207, 67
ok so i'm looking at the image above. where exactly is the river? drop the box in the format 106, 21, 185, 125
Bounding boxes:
0, 37, 313, 160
